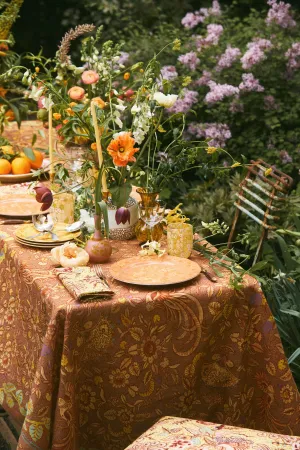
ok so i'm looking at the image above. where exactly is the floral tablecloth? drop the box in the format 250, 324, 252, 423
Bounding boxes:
125, 416, 300, 449
0, 224, 300, 450
0, 122, 300, 450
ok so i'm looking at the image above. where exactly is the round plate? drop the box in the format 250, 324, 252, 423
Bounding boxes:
16, 222, 81, 244
110, 255, 201, 286
0, 159, 50, 184
15, 236, 65, 247
0, 194, 49, 217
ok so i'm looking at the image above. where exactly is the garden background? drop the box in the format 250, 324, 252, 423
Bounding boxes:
2, 0, 300, 386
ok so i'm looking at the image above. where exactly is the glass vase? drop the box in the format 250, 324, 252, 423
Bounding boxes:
167, 223, 193, 258
135, 201, 165, 244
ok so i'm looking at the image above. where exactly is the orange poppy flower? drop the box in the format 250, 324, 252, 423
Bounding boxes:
5, 109, 15, 121
107, 132, 139, 167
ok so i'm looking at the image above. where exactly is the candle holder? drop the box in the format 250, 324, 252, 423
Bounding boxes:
167, 223, 193, 258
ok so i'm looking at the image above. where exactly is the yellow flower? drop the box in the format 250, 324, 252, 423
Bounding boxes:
53, 113, 61, 120
278, 359, 286, 370
61, 355, 68, 366
231, 162, 241, 168
166, 203, 190, 224
65, 107, 75, 116
35, 67, 40, 73
206, 146, 217, 154
173, 38, 181, 51
264, 168, 272, 176
123, 72, 131, 80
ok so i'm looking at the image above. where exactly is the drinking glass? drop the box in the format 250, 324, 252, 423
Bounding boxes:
167, 223, 193, 258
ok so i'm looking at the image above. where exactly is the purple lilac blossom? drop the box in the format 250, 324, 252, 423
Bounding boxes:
216, 46, 241, 71
239, 73, 264, 92
195, 24, 224, 50
264, 95, 277, 109
160, 65, 178, 81
187, 122, 231, 147
229, 99, 244, 113
118, 52, 130, 66
181, 1, 221, 29
195, 70, 212, 86
266, 0, 296, 28
168, 89, 199, 114
178, 51, 200, 71
280, 150, 293, 163
241, 38, 273, 70
285, 42, 300, 71
205, 81, 239, 104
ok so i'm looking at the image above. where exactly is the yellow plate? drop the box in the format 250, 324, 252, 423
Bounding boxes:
15, 237, 65, 248
16, 222, 81, 244
0, 194, 50, 217
110, 255, 201, 286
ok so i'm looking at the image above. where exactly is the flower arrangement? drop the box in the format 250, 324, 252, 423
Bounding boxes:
10, 25, 235, 217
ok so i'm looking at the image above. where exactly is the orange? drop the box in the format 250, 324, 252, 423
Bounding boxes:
21, 149, 44, 169
11, 157, 31, 174
0, 159, 11, 174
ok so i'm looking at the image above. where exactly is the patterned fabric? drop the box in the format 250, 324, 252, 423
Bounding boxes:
0, 123, 300, 450
125, 416, 300, 449
55, 266, 114, 301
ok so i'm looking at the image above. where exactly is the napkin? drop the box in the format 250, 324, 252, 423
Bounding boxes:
55, 266, 114, 302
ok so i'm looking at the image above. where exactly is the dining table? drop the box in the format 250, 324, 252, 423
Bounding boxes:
0, 122, 300, 450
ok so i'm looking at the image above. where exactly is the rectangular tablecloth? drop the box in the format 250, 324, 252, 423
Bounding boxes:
0, 223, 299, 450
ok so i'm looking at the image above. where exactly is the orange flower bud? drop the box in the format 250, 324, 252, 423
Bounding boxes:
91, 97, 106, 109
63, 119, 69, 125
53, 113, 61, 120
35, 67, 40, 73
69, 102, 77, 107
65, 108, 75, 116
123, 72, 130, 81
91, 142, 97, 151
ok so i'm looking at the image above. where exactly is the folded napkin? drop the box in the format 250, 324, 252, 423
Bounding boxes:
54, 266, 114, 302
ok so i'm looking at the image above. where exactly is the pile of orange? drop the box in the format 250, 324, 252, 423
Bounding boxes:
0, 147, 44, 175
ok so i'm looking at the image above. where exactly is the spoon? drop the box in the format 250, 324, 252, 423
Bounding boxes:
29, 215, 59, 240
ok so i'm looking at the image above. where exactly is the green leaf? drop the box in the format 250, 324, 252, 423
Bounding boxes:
288, 347, 300, 364
23, 147, 35, 161
98, 200, 109, 238
38, 129, 45, 139
109, 182, 132, 208
31, 133, 37, 147
280, 309, 300, 319
250, 260, 268, 272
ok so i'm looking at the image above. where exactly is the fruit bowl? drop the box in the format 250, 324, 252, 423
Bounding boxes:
0, 158, 50, 183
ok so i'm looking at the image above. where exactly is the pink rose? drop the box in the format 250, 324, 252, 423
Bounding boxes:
68, 86, 85, 100
81, 70, 100, 85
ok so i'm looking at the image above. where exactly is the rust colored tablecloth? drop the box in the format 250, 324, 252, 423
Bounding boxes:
0, 122, 300, 449
0, 225, 300, 450
125, 416, 300, 449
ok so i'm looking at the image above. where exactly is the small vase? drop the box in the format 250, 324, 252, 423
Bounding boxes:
84, 215, 112, 263
135, 188, 164, 244
107, 196, 139, 240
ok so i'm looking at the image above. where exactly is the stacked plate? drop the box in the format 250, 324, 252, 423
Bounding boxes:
15, 222, 81, 249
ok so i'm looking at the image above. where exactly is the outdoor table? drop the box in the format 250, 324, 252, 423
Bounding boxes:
0, 122, 300, 449
125, 416, 300, 449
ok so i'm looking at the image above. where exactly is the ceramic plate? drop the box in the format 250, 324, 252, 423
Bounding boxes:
0, 194, 49, 217
15, 238, 60, 249
0, 159, 50, 184
15, 222, 81, 244
110, 255, 201, 286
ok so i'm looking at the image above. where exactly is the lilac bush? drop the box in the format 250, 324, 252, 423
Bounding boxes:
158, 0, 300, 175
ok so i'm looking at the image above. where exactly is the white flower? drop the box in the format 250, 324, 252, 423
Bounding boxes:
113, 131, 126, 139
29, 85, 44, 101
80, 209, 95, 233
153, 92, 178, 108
131, 104, 141, 114
139, 240, 165, 257
42, 96, 54, 111
51, 242, 89, 268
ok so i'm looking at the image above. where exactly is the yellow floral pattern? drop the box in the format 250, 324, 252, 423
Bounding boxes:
0, 124, 300, 450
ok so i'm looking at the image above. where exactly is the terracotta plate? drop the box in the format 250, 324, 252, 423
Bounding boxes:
110, 255, 201, 286
0, 194, 49, 217
15, 222, 81, 244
